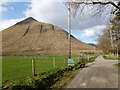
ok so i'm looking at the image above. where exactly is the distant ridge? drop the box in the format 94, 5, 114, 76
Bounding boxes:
88, 43, 96, 47
1, 17, 94, 56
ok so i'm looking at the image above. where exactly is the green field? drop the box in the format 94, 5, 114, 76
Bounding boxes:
2, 55, 81, 82
103, 55, 120, 60
2, 55, 97, 86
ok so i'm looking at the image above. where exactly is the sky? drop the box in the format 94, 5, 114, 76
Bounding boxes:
0, 0, 113, 44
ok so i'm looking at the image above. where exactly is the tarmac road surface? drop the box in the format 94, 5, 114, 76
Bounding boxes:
64, 56, 119, 88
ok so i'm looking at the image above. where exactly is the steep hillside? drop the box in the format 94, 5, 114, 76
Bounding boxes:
1, 17, 94, 56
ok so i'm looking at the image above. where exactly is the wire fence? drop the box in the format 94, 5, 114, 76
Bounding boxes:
2, 55, 93, 82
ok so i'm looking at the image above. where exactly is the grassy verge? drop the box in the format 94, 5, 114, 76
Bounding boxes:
103, 56, 120, 60
3, 65, 81, 89
50, 68, 81, 88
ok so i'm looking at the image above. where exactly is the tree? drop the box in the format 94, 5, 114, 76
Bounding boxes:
97, 29, 111, 54
97, 9, 120, 56
64, 0, 120, 18
64, 1, 120, 12
64, 0, 120, 56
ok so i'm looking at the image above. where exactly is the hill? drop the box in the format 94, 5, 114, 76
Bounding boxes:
1, 17, 94, 56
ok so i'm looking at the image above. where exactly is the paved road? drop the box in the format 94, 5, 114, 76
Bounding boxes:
64, 56, 119, 88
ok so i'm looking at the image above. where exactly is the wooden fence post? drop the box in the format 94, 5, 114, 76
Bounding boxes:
53, 57, 55, 68
32, 59, 35, 76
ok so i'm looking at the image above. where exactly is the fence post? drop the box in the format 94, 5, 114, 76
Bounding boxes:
32, 59, 35, 76
53, 57, 56, 68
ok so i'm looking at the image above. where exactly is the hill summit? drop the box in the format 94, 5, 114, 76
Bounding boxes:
15, 17, 37, 25
1, 17, 94, 56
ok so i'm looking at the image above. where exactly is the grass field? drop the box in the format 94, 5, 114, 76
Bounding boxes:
103, 55, 120, 60
2, 55, 97, 86
2, 55, 81, 82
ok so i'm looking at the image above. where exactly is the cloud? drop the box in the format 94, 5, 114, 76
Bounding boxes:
0, 0, 17, 12
24, 0, 111, 31
0, 0, 8, 12
10, 7, 14, 10
0, 6, 7, 12
0, 18, 25, 31
80, 25, 106, 38
24, 0, 68, 30
0, 0, 111, 43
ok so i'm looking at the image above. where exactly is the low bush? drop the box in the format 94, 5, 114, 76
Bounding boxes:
3, 66, 79, 89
